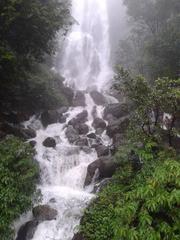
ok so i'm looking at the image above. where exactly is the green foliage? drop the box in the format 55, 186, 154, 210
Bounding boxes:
81, 147, 180, 240
0, 0, 72, 113
0, 136, 39, 240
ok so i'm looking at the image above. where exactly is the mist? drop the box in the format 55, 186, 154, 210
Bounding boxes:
107, 0, 129, 62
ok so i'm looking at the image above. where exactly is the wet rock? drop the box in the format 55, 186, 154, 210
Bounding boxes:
68, 110, 88, 127
95, 128, 105, 135
43, 137, 56, 148
104, 103, 129, 120
29, 140, 36, 147
76, 110, 88, 123
49, 198, 56, 203
87, 132, 97, 139
73, 91, 86, 107
75, 137, 89, 147
59, 115, 67, 124
32, 205, 58, 221
16, 220, 39, 240
41, 110, 60, 127
84, 157, 117, 186
92, 118, 106, 130
90, 91, 106, 106
94, 178, 112, 193
106, 117, 129, 138
81, 146, 92, 154
65, 125, 79, 144
75, 123, 89, 135
95, 145, 109, 157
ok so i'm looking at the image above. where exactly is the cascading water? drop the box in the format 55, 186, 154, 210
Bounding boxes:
61, 0, 113, 91
15, 1, 114, 239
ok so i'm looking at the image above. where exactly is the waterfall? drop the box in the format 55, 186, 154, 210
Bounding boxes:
61, 0, 113, 91
15, 1, 114, 239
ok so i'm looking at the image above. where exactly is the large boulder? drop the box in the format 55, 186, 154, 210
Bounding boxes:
41, 110, 60, 127
106, 117, 129, 138
92, 118, 106, 130
65, 125, 79, 143
75, 137, 89, 147
75, 123, 89, 135
95, 145, 109, 157
73, 91, 86, 107
32, 205, 58, 221
40, 107, 68, 127
68, 110, 88, 127
90, 91, 106, 106
104, 103, 129, 120
87, 132, 97, 139
43, 137, 56, 148
84, 157, 117, 186
16, 220, 39, 240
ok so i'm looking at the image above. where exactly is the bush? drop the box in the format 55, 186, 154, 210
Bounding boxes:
0, 136, 39, 240
81, 147, 180, 240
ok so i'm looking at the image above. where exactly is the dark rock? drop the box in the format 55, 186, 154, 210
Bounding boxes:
95, 145, 109, 157
90, 91, 106, 105
73, 91, 86, 107
87, 133, 97, 139
29, 140, 36, 147
41, 110, 60, 127
92, 118, 106, 130
68, 110, 88, 127
104, 103, 129, 119
16, 220, 39, 240
76, 110, 88, 123
65, 125, 79, 143
75, 123, 89, 135
94, 178, 112, 193
95, 128, 105, 135
72, 233, 85, 240
43, 137, 56, 148
84, 157, 117, 186
106, 117, 129, 138
49, 198, 56, 203
81, 146, 92, 154
59, 115, 67, 124
33, 205, 58, 221
75, 137, 89, 147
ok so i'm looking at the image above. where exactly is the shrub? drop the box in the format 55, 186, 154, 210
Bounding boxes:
0, 136, 39, 240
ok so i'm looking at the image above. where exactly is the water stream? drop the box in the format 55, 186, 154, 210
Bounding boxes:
15, 1, 113, 239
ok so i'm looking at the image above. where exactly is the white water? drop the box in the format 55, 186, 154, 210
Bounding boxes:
61, 0, 113, 91
15, 1, 113, 239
